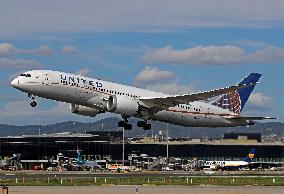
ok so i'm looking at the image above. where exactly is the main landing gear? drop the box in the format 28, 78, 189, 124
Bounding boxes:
118, 116, 151, 131
137, 120, 151, 130
118, 116, 132, 130
28, 94, 37, 107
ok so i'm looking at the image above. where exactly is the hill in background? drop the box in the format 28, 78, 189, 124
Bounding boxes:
0, 117, 282, 139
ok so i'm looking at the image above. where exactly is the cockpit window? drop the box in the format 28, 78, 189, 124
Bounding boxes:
20, 73, 31, 77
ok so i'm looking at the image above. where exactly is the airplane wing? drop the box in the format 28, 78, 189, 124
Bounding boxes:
140, 83, 255, 112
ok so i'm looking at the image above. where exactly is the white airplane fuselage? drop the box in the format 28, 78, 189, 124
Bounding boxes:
11, 70, 249, 127
204, 160, 250, 170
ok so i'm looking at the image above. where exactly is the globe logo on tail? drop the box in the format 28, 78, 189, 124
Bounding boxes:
212, 91, 241, 114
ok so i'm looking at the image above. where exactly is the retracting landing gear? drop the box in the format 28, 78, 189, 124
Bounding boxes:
137, 120, 151, 130
28, 94, 37, 107
118, 116, 132, 130
30, 101, 37, 107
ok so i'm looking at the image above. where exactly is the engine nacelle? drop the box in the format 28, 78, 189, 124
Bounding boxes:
248, 120, 256, 125
107, 95, 140, 116
70, 104, 99, 117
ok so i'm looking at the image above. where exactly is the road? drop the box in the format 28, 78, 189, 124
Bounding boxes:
6, 185, 284, 194
1, 170, 284, 179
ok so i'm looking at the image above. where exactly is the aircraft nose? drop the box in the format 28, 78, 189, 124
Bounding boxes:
11, 78, 19, 88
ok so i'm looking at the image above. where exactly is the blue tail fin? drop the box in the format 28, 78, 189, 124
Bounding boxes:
243, 148, 256, 163
76, 147, 82, 162
212, 73, 261, 114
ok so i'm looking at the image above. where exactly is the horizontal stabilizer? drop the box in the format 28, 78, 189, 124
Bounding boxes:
229, 116, 277, 120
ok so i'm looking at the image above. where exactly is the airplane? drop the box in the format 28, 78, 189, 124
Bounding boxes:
74, 147, 101, 170
11, 70, 276, 130
203, 148, 256, 171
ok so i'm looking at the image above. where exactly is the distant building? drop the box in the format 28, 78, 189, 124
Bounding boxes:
222, 133, 261, 143
0, 131, 283, 170
0, 132, 112, 161
110, 142, 283, 163
86, 131, 122, 142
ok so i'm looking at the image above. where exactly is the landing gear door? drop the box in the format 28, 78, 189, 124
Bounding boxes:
42, 73, 50, 85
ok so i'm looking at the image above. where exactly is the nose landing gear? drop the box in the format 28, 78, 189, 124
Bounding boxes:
28, 94, 37, 107
30, 101, 37, 107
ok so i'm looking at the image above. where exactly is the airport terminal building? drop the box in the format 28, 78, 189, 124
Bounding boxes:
0, 132, 112, 160
0, 131, 283, 169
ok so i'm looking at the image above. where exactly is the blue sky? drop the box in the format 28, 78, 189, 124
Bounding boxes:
0, 0, 283, 125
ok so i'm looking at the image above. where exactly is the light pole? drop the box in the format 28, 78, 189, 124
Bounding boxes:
166, 123, 169, 164
122, 127, 125, 166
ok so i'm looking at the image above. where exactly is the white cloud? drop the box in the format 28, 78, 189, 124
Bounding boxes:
133, 66, 197, 94
62, 45, 77, 55
231, 39, 270, 49
0, 58, 42, 69
0, 100, 112, 125
1, 0, 284, 36
36, 45, 53, 56
0, 43, 55, 57
141, 45, 284, 66
247, 92, 272, 111
74, 67, 92, 76
145, 82, 197, 95
0, 100, 71, 124
134, 66, 175, 85
0, 43, 15, 55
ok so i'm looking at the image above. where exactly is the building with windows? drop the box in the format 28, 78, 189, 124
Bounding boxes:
0, 131, 283, 169
0, 132, 111, 161
223, 133, 261, 143
110, 142, 283, 163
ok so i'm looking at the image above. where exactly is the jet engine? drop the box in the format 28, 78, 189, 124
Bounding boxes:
248, 120, 256, 125
107, 95, 142, 116
70, 104, 100, 117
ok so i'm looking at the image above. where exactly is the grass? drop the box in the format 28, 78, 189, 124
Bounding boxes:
0, 176, 284, 186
